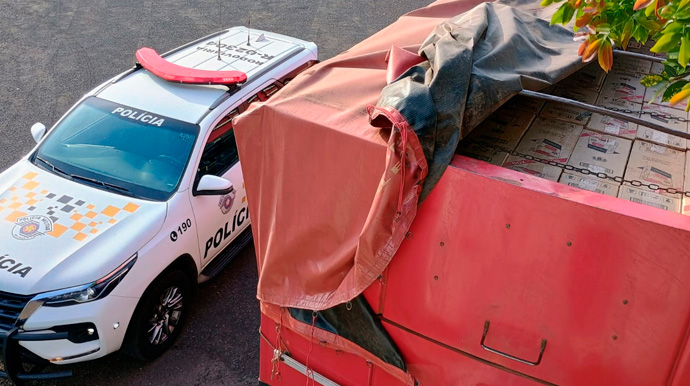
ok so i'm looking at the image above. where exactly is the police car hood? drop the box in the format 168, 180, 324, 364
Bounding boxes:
0, 161, 165, 295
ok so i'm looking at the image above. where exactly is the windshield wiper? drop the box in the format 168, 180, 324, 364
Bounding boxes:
35, 155, 141, 198
69, 174, 131, 193
35, 155, 71, 178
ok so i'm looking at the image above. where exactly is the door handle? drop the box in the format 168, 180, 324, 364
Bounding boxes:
480, 320, 547, 366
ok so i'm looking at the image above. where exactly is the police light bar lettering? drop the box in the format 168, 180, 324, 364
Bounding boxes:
135, 48, 247, 85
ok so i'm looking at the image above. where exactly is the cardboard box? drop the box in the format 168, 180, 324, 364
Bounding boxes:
502, 118, 582, 181
464, 109, 535, 150
559, 171, 620, 197
540, 87, 598, 125
624, 140, 685, 192
637, 104, 689, 149
627, 40, 653, 55
503, 95, 544, 114
618, 185, 681, 213
586, 95, 640, 139
456, 142, 509, 166
685, 151, 690, 193
679, 150, 690, 215
567, 130, 633, 176
600, 73, 646, 104
560, 63, 607, 90
502, 156, 563, 181
682, 196, 690, 215
651, 62, 664, 75
513, 117, 583, 161
610, 56, 652, 75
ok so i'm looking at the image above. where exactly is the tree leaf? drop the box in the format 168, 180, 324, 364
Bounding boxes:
679, 0, 690, 11
634, 14, 660, 31
598, 39, 613, 72
634, 0, 655, 10
621, 19, 634, 49
562, 3, 576, 25
582, 38, 602, 62
663, 22, 683, 34
641, 74, 665, 87
664, 62, 679, 77
669, 87, 690, 106
632, 24, 650, 44
551, 3, 567, 25
680, 33, 690, 68
651, 32, 681, 53
663, 80, 689, 102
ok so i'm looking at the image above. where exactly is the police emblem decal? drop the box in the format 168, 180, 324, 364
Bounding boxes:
218, 189, 236, 214
12, 215, 54, 240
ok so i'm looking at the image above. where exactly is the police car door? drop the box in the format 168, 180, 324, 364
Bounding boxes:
190, 107, 248, 266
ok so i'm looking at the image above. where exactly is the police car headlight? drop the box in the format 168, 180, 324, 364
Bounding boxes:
41, 254, 137, 307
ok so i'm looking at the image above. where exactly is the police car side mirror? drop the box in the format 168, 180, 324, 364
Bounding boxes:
31, 122, 46, 143
194, 175, 233, 196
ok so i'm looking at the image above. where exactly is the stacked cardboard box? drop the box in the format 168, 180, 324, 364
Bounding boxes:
600, 73, 646, 104
618, 186, 682, 212
540, 87, 598, 126
457, 45, 690, 214
558, 172, 620, 196
456, 107, 535, 165
502, 117, 582, 181
637, 104, 688, 149
684, 153, 690, 215
587, 95, 640, 139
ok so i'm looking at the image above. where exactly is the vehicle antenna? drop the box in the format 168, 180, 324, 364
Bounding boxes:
217, 35, 221, 60
247, 17, 251, 47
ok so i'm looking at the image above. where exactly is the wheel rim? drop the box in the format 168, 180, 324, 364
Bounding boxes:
147, 286, 183, 345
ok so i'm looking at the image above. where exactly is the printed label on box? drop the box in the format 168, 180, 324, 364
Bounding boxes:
624, 140, 685, 192
610, 56, 652, 75
560, 63, 607, 90
540, 87, 597, 126
514, 117, 583, 162
587, 96, 640, 139
465, 109, 535, 150
456, 142, 508, 166
502, 156, 563, 181
558, 171, 620, 196
618, 186, 681, 213
637, 104, 688, 149
600, 73, 646, 103
568, 130, 632, 177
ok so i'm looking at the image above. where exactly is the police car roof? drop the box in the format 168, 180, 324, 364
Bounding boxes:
97, 27, 312, 123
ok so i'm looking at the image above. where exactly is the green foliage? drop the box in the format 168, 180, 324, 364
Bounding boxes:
545, 0, 690, 110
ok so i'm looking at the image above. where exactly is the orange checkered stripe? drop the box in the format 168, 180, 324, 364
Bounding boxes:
0, 172, 140, 242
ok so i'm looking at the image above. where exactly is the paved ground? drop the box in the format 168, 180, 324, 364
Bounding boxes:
0, 1, 430, 385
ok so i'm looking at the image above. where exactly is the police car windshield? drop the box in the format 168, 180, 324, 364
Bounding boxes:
34, 97, 199, 201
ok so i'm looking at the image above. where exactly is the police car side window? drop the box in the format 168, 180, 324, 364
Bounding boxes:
198, 109, 240, 176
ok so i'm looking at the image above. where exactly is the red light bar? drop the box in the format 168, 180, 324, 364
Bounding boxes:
135, 47, 247, 85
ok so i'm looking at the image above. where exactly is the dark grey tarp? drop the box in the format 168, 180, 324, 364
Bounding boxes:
374, 0, 583, 199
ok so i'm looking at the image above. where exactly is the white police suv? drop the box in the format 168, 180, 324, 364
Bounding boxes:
0, 27, 316, 383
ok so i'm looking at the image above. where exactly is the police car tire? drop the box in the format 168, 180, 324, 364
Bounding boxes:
122, 270, 190, 361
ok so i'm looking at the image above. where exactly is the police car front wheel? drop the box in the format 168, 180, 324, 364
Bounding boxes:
122, 270, 190, 361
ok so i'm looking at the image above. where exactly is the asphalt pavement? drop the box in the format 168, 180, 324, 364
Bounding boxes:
0, 1, 430, 385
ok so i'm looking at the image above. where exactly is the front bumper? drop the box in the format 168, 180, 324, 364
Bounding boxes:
0, 294, 139, 384
0, 327, 72, 383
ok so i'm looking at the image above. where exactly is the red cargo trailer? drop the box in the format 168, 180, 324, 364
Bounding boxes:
234, 1, 690, 385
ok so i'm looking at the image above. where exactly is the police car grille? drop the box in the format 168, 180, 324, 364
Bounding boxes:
0, 291, 32, 330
